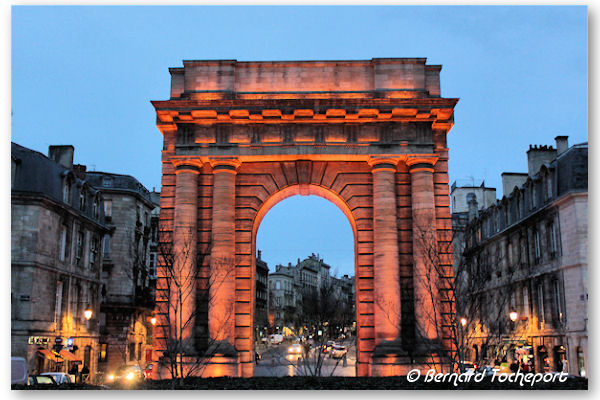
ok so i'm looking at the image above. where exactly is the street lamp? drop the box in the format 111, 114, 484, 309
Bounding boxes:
460, 317, 467, 327
509, 310, 518, 322
83, 307, 93, 321
150, 316, 157, 326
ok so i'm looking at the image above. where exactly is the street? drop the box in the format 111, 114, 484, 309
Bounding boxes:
254, 340, 357, 377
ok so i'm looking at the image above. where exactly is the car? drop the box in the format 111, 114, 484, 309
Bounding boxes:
322, 341, 336, 353
288, 343, 303, 355
40, 372, 73, 385
28, 374, 57, 386
11, 357, 28, 385
478, 365, 499, 377
458, 361, 477, 373
330, 345, 348, 359
106, 364, 146, 386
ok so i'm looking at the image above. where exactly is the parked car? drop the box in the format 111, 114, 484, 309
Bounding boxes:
28, 375, 57, 386
478, 365, 499, 377
269, 334, 284, 344
11, 357, 28, 385
106, 364, 146, 386
330, 345, 348, 359
458, 361, 477, 373
41, 372, 74, 385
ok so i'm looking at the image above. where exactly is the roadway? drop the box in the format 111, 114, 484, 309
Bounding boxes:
254, 340, 357, 377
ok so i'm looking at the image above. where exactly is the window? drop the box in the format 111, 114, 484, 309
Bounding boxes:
54, 281, 63, 330
99, 343, 108, 363
522, 286, 530, 318
577, 347, 586, 377
59, 226, 68, 261
548, 222, 557, 258
103, 235, 110, 257
552, 280, 563, 323
92, 197, 99, 219
76, 231, 84, 265
90, 236, 99, 268
537, 283, 545, 325
128, 342, 136, 362
63, 181, 72, 203
79, 190, 87, 211
533, 230, 541, 263
276, 281, 281, 290
102, 177, 113, 187
104, 200, 112, 219
149, 253, 156, 278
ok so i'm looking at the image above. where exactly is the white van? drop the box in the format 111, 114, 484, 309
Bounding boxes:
11, 357, 28, 385
269, 334, 283, 344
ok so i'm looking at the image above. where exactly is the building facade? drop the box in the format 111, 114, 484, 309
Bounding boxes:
255, 251, 270, 338
85, 172, 159, 378
11, 143, 109, 382
453, 136, 588, 377
268, 254, 355, 336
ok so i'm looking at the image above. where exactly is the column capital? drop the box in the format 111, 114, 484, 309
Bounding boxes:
172, 158, 203, 174
210, 157, 242, 174
367, 157, 402, 172
406, 155, 439, 173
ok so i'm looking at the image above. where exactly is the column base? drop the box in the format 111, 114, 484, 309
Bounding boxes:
154, 354, 240, 378
370, 339, 450, 376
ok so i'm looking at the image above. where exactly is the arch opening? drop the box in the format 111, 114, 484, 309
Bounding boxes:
252, 184, 358, 377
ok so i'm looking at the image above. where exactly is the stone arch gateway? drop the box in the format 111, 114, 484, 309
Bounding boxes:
151, 58, 459, 378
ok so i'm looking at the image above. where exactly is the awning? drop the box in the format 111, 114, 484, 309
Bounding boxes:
37, 348, 63, 362
59, 349, 82, 363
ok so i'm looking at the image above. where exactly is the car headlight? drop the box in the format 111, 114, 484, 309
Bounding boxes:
126, 372, 135, 380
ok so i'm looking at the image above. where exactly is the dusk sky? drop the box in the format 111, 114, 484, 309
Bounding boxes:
10, 5, 588, 277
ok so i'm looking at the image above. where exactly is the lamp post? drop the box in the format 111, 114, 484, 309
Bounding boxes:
84, 307, 93, 321
458, 317, 467, 366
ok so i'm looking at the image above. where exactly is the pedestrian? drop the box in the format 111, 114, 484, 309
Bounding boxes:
80, 365, 89, 383
562, 358, 569, 374
342, 353, 347, 367
69, 364, 79, 383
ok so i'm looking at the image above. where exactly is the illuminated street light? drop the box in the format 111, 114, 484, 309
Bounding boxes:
84, 307, 93, 321
150, 316, 157, 326
509, 310, 518, 322
460, 317, 467, 327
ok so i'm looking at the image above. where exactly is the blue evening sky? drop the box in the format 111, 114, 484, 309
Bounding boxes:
10, 5, 588, 277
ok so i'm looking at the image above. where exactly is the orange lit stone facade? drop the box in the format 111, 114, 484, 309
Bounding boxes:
152, 59, 458, 377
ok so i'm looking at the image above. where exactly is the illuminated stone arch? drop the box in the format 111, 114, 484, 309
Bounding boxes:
151, 58, 458, 377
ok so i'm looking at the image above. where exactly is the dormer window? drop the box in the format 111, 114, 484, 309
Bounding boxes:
92, 197, 100, 219
79, 190, 87, 211
63, 181, 72, 204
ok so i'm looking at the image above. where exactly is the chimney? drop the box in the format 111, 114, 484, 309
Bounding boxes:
48, 145, 74, 170
527, 144, 557, 177
501, 172, 528, 197
257, 250, 262, 260
555, 135, 569, 155
73, 164, 87, 180
467, 193, 479, 221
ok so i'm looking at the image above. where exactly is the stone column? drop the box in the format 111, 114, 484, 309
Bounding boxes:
369, 159, 401, 345
172, 162, 201, 348
408, 158, 440, 343
209, 159, 239, 348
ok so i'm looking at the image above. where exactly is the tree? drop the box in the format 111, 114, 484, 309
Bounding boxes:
264, 277, 356, 377
154, 227, 235, 382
